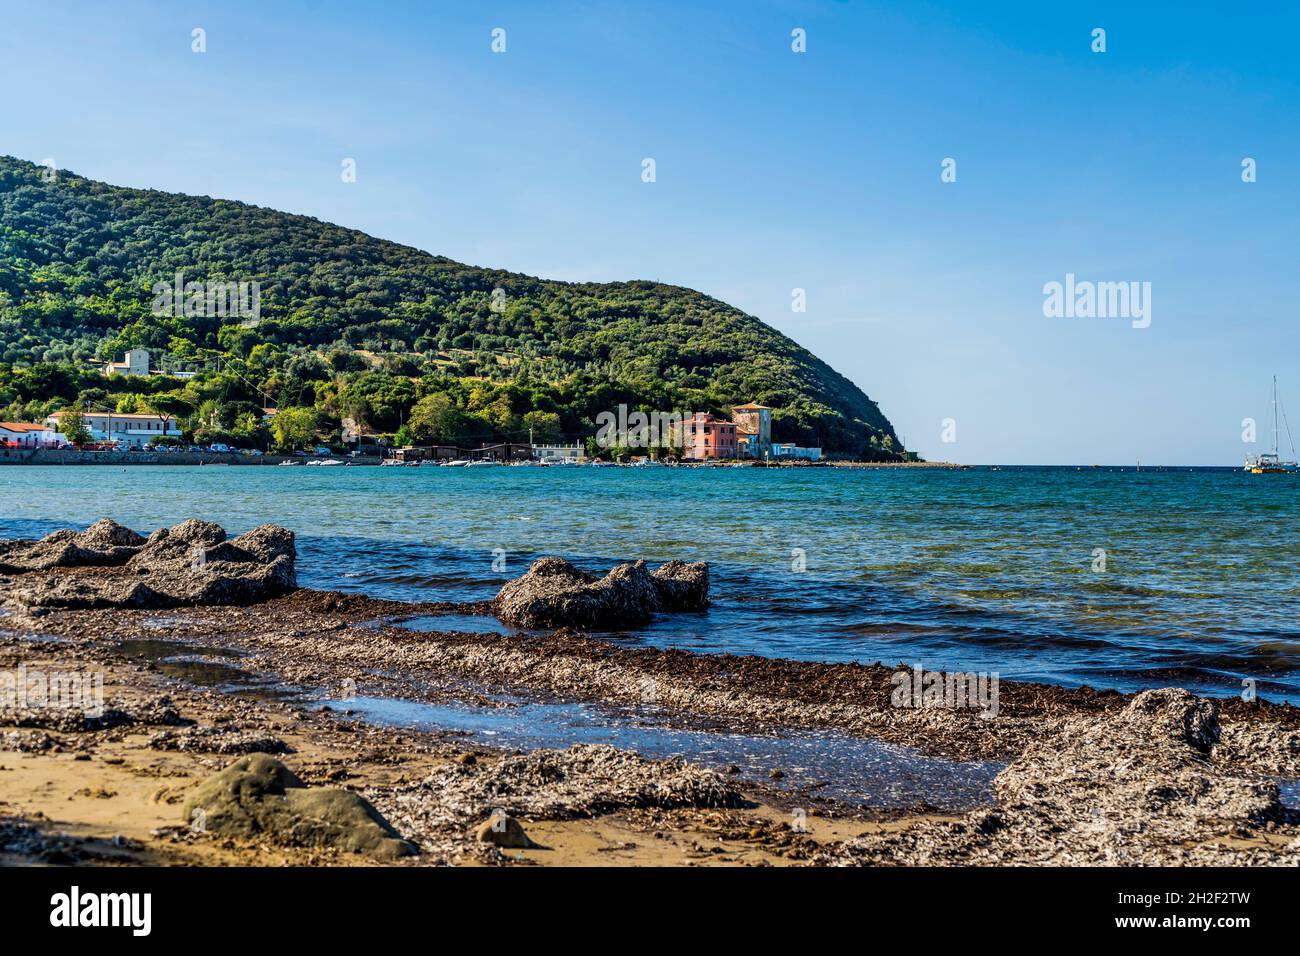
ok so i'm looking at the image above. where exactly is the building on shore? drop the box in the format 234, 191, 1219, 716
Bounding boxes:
472, 442, 533, 462
736, 425, 759, 458
668, 413, 739, 460
46, 410, 182, 448
393, 444, 462, 462
772, 442, 822, 461
532, 444, 583, 464
0, 422, 60, 448
589, 400, 823, 462
730, 403, 772, 456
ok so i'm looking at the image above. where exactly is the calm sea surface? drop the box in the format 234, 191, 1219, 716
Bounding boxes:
3, 464, 1298, 702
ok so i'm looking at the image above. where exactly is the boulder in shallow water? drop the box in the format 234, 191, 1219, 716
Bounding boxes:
492, 556, 709, 629
650, 559, 710, 611
1, 519, 296, 610
183, 753, 415, 861
0, 519, 144, 572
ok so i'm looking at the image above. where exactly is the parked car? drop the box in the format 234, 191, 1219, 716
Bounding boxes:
208, 443, 231, 453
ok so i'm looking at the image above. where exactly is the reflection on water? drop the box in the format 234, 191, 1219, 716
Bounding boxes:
113, 637, 287, 700
393, 614, 511, 636
321, 693, 1002, 810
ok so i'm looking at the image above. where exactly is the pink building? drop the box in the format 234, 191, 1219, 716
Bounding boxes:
670, 413, 738, 460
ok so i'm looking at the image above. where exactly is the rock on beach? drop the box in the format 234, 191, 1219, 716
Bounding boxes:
493, 556, 709, 629
183, 753, 416, 861
0, 518, 296, 610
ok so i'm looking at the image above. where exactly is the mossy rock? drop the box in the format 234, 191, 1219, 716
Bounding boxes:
473, 813, 539, 849
183, 753, 415, 861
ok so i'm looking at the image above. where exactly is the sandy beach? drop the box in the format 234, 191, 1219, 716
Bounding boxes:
0, 597, 931, 867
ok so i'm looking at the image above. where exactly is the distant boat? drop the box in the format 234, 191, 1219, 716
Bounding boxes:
1245, 376, 1299, 473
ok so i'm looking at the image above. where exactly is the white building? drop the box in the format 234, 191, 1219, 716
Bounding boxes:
0, 422, 60, 448
533, 444, 583, 463
46, 410, 182, 448
772, 443, 822, 461
104, 349, 151, 377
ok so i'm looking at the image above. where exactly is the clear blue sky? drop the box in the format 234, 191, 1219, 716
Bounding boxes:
2, 0, 1297, 464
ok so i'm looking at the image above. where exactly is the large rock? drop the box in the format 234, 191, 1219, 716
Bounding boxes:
492, 556, 709, 629
651, 559, 710, 611
1, 519, 296, 610
0, 519, 144, 571
183, 753, 415, 861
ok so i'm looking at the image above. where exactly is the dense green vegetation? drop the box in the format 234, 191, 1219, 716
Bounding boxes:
0, 156, 903, 457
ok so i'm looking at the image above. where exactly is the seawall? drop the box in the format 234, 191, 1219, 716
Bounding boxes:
0, 448, 382, 466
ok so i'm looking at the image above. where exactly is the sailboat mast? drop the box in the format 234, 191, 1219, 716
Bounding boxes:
1274, 375, 1280, 457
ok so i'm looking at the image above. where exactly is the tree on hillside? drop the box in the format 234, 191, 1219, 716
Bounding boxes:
407, 393, 454, 443
141, 392, 193, 434
522, 410, 562, 444
0, 156, 902, 459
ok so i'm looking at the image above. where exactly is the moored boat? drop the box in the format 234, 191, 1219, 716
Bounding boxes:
1245, 376, 1298, 473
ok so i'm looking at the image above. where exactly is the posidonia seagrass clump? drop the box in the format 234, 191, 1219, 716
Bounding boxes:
814, 688, 1300, 866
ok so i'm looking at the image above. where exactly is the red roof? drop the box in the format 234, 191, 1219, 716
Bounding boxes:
0, 422, 49, 432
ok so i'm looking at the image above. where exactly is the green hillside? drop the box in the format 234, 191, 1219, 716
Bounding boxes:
0, 156, 903, 458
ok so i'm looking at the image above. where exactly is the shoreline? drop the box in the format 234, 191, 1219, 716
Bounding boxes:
5, 572, 1300, 865
1, 447, 953, 468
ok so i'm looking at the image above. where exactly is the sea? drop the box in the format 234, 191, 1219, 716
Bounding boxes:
3, 463, 1296, 703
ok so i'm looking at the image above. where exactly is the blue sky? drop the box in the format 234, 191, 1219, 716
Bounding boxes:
2, 0, 1297, 464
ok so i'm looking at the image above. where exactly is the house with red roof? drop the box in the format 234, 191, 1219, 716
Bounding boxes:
0, 422, 60, 448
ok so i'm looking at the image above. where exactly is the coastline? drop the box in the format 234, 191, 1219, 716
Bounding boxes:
1, 447, 957, 468
5, 570, 1299, 865
0, 448, 380, 467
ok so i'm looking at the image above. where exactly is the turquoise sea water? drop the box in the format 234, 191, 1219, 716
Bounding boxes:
2, 464, 1298, 701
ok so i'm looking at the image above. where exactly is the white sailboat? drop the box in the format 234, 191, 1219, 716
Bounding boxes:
1245, 376, 1298, 473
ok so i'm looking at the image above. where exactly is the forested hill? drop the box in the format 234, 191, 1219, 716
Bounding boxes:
0, 155, 902, 457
